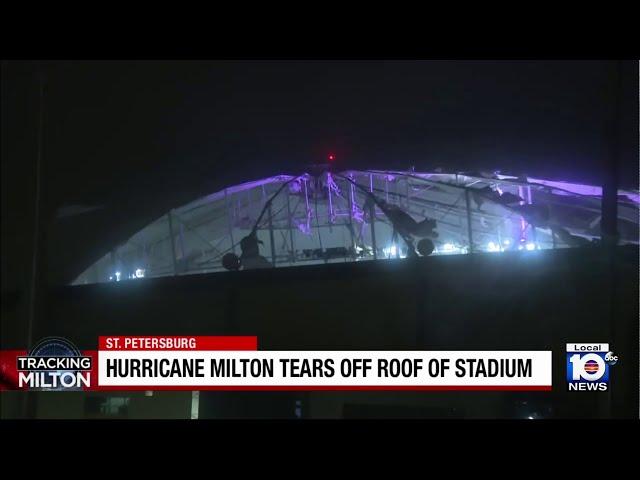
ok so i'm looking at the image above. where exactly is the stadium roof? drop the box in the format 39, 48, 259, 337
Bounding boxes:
72, 169, 640, 285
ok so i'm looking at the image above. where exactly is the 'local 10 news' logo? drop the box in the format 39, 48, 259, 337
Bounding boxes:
566, 343, 618, 391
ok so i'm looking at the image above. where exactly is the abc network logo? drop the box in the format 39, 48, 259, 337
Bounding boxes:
566, 343, 618, 391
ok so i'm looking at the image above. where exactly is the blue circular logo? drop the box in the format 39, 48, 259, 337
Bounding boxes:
28, 337, 84, 391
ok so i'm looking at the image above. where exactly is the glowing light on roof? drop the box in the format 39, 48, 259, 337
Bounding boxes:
487, 241, 501, 252
437, 243, 465, 255
383, 244, 398, 258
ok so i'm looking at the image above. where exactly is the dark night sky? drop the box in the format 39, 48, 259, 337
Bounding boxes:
1, 60, 638, 289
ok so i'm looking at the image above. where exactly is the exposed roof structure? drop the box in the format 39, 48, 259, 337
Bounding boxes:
72, 169, 640, 285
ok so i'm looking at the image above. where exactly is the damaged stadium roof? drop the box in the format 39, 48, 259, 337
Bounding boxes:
72, 169, 640, 285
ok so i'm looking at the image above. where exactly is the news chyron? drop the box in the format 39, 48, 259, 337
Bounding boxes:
16, 337, 92, 390
566, 343, 618, 392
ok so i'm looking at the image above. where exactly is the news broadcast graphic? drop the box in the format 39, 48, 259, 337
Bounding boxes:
16, 337, 93, 390
0, 336, 553, 391
566, 343, 618, 391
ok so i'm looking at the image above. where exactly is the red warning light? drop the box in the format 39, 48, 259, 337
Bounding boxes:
328, 154, 335, 162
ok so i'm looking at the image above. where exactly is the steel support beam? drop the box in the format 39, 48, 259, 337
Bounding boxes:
370, 203, 378, 260
286, 188, 296, 263
464, 189, 474, 253
268, 204, 277, 266
346, 179, 356, 255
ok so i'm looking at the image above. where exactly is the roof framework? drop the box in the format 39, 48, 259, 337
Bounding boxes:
72, 170, 640, 285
